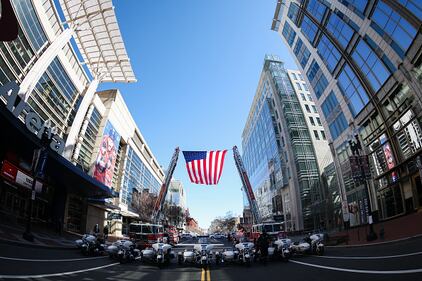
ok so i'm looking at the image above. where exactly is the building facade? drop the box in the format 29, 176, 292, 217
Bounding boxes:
0, 0, 143, 235
272, 0, 422, 226
75, 89, 165, 236
242, 55, 325, 231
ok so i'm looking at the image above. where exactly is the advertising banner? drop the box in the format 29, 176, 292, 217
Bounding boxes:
93, 121, 120, 187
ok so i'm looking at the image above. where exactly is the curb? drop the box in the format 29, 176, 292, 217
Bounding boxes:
0, 237, 77, 250
327, 234, 422, 248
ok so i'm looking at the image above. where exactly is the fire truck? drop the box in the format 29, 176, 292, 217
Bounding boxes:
128, 222, 164, 249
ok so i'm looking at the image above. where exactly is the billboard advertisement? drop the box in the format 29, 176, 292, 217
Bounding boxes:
93, 121, 120, 187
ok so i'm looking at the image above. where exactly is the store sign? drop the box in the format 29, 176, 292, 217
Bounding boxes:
1, 160, 43, 192
0, 81, 64, 154
107, 212, 122, 220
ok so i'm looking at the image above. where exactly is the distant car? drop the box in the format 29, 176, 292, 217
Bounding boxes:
180, 233, 193, 240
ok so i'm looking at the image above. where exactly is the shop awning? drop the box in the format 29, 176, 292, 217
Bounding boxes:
59, 0, 137, 83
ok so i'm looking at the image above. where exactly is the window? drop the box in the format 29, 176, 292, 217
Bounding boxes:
317, 35, 341, 73
312, 105, 317, 113
295, 82, 303, 91
307, 60, 329, 99
309, 117, 316, 126
338, 63, 370, 117
397, 0, 422, 20
329, 113, 348, 140
340, 0, 368, 16
352, 39, 391, 92
288, 2, 300, 24
298, 73, 304, 80
291, 72, 298, 80
314, 130, 320, 140
293, 39, 311, 68
303, 83, 309, 91
321, 130, 326, 140
326, 12, 354, 49
305, 104, 311, 113
316, 117, 322, 126
300, 93, 306, 101
301, 15, 318, 43
282, 22, 296, 46
371, 1, 417, 56
306, 0, 327, 23
307, 94, 312, 101
321, 91, 340, 119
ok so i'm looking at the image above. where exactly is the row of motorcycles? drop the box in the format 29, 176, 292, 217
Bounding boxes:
75, 233, 325, 268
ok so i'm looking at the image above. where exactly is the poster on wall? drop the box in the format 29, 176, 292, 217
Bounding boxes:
93, 121, 120, 187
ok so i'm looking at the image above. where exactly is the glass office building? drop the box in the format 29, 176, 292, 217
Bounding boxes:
242, 55, 323, 230
272, 0, 422, 226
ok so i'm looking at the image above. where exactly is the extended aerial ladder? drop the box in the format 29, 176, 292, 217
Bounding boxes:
151, 147, 180, 224
233, 146, 262, 224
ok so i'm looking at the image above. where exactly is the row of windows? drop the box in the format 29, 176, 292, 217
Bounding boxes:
306, 60, 329, 99
301, 15, 318, 43
309, 116, 322, 126
300, 92, 313, 102
325, 12, 354, 49
282, 22, 296, 47
290, 72, 304, 81
306, 0, 327, 23
329, 112, 348, 140
321, 91, 340, 120
317, 35, 341, 73
305, 104, 318, 114
295, 81, 309, 92
313, 129, 326, 140
293, 38, 311, 68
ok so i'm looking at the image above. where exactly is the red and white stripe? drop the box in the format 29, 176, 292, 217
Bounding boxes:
186, 150, 227, 185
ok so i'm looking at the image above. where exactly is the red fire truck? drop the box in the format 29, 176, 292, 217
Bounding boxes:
128, 223, 164, 249
251, 222, 286, 240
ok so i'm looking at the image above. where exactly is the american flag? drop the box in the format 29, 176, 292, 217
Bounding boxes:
182, 150, 228, 185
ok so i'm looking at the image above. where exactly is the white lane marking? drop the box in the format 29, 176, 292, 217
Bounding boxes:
0, 262, 120, 279
316, 251, 422, 260
0, 255, 108, 262
290, 259, 422, 274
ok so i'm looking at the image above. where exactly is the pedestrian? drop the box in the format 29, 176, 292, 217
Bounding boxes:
103, 224, 109, 240
58, 217, 63, 236
93, 223, 100, 235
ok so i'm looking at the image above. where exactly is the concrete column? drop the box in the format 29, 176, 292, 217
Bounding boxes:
64, 78, 99, 161
18, 28, 74, 101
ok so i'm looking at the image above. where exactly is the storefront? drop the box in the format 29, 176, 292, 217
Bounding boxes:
0, 86, 117, 233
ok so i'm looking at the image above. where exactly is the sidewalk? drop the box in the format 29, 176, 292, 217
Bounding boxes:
0, 223, 79, 249
328, 210, 422, 246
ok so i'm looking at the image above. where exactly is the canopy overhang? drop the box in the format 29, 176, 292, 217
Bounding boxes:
59, 0, 137, 83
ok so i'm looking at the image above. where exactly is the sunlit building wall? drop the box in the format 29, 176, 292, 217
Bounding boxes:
272, 0, 422, 226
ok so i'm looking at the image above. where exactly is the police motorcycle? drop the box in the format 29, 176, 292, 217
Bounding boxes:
106, 240, 124, 259
141, 237, 173, 268
272, 238, 291, 261
194, 243, 216, 267
291, 234, 324, 256
75, 234, 106, 256
234, 240, 254, 266
177, 247, 196, 265
116, 240, 140, 263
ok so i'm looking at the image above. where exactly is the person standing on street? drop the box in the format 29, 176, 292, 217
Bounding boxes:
103, 224, 109, 240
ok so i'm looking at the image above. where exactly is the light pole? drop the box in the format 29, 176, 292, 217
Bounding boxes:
22, 128, 51, 242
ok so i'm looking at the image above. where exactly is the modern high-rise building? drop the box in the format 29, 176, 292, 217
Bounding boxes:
242, 55, 326, 231
272, 0, 422, 226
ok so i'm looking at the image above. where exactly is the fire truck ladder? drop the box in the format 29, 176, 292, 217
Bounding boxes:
233, 145, 262, 224
151, 147, 180, 224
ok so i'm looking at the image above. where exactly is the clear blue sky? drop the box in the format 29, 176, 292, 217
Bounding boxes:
99, 0, 297, 229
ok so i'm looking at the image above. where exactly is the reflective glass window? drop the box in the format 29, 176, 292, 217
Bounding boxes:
329, 112, 348, 139
397, 0, 422, 20
317, 35, 341, 73
282, 22, 296, 47
326, 13, 354, 49
321, 91, 339, 119
352, 39, 391, 92
11, 0, 47, 51
307, 60, 328, 99
340, 0, 368, 15
306, 0, 327, 23
288, 2, 300, 24
301, 15, 318, 43
309, 117, 316, 126
303, 83, 309, 91
337, 64, 369, 117
321, 130, 326, 140
293, 38, 311, 68
371, 1, 417, 54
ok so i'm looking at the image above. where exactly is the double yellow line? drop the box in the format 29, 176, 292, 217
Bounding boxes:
201, 267, 211, 281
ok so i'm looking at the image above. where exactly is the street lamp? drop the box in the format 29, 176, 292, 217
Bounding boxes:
22, 128, 51, 242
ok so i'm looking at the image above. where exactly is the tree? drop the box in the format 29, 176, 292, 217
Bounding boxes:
209, 212, 237, 233
131, 189, 157, 222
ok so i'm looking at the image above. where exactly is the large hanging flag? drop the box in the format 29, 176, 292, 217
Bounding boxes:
182, 150, 228, 185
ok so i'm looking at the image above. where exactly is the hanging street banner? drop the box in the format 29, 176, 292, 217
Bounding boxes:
93, 120, 121, 187
182, 150, 227, 185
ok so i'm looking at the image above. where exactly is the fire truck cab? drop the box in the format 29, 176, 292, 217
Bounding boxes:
129, 222, 164, 249
251, 222, 285, 240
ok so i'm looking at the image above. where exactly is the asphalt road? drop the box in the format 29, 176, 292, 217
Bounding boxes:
0, 236, 421, 280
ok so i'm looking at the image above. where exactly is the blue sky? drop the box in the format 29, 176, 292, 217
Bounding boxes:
99, 0, 297, 229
